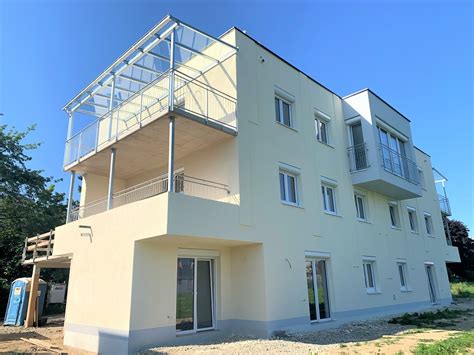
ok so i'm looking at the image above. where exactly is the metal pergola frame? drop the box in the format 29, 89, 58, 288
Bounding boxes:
63, 14, 237, 122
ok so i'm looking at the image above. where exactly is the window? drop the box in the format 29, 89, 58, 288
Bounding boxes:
418, 168, 425, 189
354, 194, 367, 221
363, 260, 377, 293
407, 207, 419, 232
424, 213, 434, 236
378, 126, 408, 178
388, 202, 400, 228
315, 117, 329, 144
321, 184, 336, 214
279, 170, 298, 205
397, 262, 409, 291
275, 96, 292, 127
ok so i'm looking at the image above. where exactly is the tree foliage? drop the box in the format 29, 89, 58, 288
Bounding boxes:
447, 219, 474, 281
0, 124, 67, 314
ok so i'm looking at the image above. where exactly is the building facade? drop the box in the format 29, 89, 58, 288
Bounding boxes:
23, 15, 460, 353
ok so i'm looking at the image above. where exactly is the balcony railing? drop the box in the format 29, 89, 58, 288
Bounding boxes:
379, 144, 419, 185
438, 194, 451, 216
64, 69, 237, 167
69, 174, 230, 222
347, 143, 369, 172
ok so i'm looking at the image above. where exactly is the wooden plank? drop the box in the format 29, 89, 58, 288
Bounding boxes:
20, 338, 62, 353
26, 240, 54, 251
27, 231, 54, 243
24, 265, 40, 327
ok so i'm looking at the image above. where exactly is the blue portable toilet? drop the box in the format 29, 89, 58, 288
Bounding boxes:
3, 277, 47, 326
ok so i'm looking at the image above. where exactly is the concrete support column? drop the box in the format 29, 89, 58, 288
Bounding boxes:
107, 148, 117, 210
167, 116, 175, 192
65, 171, 76, 223
24, 264, 41, 327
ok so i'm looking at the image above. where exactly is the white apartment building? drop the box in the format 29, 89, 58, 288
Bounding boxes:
22, 15, 460, 353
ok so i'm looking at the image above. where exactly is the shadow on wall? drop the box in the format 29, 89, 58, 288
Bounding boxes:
97, 330, 130, 354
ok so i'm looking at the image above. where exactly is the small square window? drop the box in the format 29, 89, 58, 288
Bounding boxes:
321, 184, 336, 214
363, 260, 377, 293
407, 208, 419, 232
275, 97, 293, 127
315, 118, 329, 144
279, 170, 298, 205
354, 194, 367, 221
424, 213, 434, 236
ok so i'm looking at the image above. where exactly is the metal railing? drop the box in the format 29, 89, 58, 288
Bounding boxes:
64, 69, 237, 166
68, 174, 230, 222
347, 143, 369, 172
438, 194, 451, 216
379, 144, 419, 184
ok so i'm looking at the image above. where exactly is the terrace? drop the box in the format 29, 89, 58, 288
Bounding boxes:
62, 15, 239, 222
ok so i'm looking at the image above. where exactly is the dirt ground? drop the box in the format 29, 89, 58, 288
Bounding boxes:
1, 299, 473, 354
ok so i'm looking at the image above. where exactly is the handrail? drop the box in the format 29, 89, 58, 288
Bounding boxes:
379, 143, 419, 184
347, 143, 369, 172
69, 174, 231, 222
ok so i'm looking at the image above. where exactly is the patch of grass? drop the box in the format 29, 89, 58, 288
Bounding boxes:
451, 282, 474, 299
388, 308, 472, 328
414, 330, 474, 354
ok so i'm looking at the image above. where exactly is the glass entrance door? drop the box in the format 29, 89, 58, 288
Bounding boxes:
425, 265, 437, 304
176, 257, 214, 333
306, 259, 331, 322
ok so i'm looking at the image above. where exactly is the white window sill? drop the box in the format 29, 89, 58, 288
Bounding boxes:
324, 211, 342, 218
357, 218, 371, 224
390, 226, 402, 231
410, 230, 420, 235
281, 201, 304, 209
310, 318, 333, 324
276, 121, 298, 132
426, 234, 435, 238
316, 140, 335, 149
400, 287, 412, 293
366, 290, 381, 295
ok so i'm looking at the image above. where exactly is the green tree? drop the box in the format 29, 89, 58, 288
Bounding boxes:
447, 219, 474, 281
0, 124, 67, 315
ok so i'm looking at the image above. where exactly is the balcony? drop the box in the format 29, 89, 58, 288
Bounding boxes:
347, 142, 421, 199
64, 70, 237, 168
438, 194, 451, 216
70, 174, 232, 222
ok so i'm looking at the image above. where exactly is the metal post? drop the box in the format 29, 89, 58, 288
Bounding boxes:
67, 112, 74, 140
66, 171, 76, 223
25, 264, 40, 327
168, 29, 175, 111
107, 148, 117, 210
168, 116, 175, 192
108, 77, 115, 140
139, 92, 144, 127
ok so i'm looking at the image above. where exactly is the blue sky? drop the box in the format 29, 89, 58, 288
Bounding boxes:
1, 0, 472, 230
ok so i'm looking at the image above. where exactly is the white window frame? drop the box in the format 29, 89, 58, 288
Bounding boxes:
407, 207, 419, 233
424, 212, 434, 236
388, 201, 401, 229
362, 259, 378, 294
275, 96, 293, 128
321, 183, 337, 214
397, 261, 410, 292
354, 193, 367, 221
314, 110, 331, 145
279, 169, 299, 206
418, 168, 426, 190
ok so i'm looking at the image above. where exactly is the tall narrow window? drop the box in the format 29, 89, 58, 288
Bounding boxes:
397, 262, 409, 291
354, 194, 367, 221
363, 260, 377, 293
321, 184, 336, 214
407, 207, 418, 232
424, 213, 434, 236
315, 117, 329, 144
275, 97, 292, 127
388, 202, 400, 228
279, 170, 298, 205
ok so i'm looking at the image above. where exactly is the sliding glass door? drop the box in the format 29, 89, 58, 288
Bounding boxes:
176, 257, 214, 333
425, 265, 437, 304
306, 259, 331, 322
